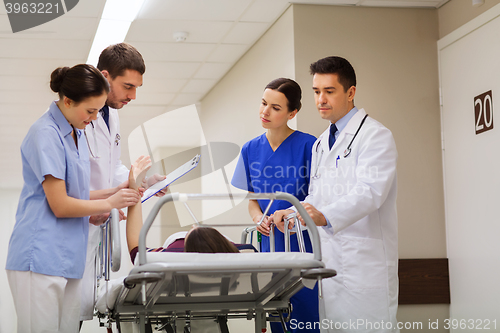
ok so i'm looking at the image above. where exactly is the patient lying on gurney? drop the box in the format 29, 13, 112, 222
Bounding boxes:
97, 157, 256, 332
126, 156, 256, 265
128, 226, 260, 263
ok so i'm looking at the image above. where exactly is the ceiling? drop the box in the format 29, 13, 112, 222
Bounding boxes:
0, 0, 448, 189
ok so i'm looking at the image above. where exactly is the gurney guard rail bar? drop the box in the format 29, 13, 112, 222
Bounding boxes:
98, 208, 121, 282
138, 192, 322, 265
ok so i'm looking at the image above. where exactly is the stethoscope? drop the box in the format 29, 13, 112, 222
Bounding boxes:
311, 114, 368, 180
84, 121, 100, 159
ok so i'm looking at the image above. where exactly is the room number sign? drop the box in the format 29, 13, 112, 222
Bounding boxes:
474, 90, 493, 135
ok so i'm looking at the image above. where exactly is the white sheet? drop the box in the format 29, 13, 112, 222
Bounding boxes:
95, 277, 124, 313
144, 251, 315, 264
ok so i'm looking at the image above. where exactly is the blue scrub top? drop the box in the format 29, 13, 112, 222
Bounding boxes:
232, 130, 316, 252
232, 130, 319, 333
6, 101, 90, 279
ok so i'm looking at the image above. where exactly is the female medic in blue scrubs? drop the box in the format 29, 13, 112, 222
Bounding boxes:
5, 64, 141, 333
231, 78, 319, 333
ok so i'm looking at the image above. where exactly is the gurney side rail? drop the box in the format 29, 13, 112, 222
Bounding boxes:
138, 192, 322, 265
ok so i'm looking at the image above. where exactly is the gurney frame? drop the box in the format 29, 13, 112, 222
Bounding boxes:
99, 192, 336, 333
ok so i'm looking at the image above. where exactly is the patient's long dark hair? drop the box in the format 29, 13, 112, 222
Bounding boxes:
184, 227, 239, 253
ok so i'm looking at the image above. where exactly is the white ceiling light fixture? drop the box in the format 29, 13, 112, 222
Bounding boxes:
173, 31, 189, 42
86, 0, 147, 66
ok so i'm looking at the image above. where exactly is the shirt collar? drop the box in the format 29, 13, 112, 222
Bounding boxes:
48, 101, 73, 137
100, 105, 109, 116
331, 106, 358, 135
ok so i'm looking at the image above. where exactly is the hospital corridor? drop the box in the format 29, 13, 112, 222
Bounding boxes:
1, 0, 500, 332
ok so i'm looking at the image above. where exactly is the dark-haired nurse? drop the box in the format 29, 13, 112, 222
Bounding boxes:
231, 78, 319, 333
5, 64, 141, 333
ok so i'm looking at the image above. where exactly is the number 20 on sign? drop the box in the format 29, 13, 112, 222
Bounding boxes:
474, 90, 493, 135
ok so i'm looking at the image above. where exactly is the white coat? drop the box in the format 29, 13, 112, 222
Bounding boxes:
305, 109, 399, 333
80, 107, 129, 321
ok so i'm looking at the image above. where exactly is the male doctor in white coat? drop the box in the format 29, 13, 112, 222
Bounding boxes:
273, 56, 399, 332
80, 43, 166, 327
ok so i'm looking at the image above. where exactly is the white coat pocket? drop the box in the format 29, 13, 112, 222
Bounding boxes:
341, 235, 387, 291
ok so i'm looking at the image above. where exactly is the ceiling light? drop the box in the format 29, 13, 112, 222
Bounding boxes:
173, 31, 189, 42
86, 0, 146, 66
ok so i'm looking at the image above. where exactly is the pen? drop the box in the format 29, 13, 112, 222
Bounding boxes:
336, 155, 340, 168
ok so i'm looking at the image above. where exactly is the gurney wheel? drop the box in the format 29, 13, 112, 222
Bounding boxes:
301, 268, 337, 279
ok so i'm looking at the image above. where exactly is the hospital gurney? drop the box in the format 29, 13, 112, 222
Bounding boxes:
97, 192, 336, 333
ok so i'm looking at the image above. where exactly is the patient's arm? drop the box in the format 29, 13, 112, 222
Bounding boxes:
126, 156, 151, 253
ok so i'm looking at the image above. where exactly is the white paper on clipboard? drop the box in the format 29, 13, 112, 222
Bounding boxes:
141, 154, 200, 203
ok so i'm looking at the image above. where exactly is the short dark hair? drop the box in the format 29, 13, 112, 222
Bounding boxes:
184, 227, 239, 253
50, 64, 109, 103
265, 78, 302, 112
97, 43, 146, 78
309, 56, 356, 92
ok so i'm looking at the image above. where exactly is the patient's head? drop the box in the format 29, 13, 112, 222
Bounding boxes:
184, 227, 239, 253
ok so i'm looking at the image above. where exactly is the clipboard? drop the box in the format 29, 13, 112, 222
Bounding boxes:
141, 154, 201, 203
